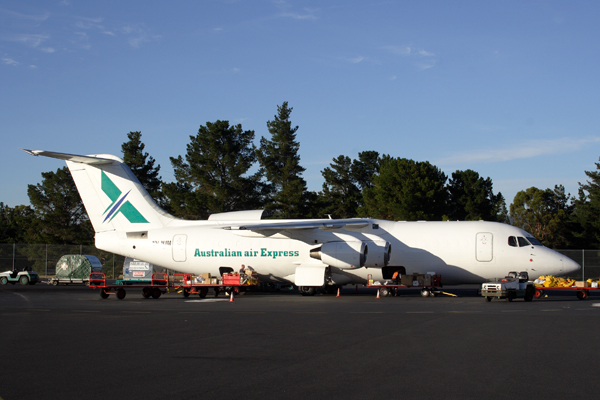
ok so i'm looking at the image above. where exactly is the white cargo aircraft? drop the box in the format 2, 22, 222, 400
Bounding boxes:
23, 149, 580, 295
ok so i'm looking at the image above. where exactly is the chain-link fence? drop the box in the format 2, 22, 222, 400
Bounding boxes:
0, 244, 125, 279
1, 243, 598, 282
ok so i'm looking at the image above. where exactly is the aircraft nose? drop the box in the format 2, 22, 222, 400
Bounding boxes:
563, 256, 581, 275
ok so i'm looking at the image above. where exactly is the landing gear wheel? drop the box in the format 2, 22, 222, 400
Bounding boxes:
19, 275, 29, 285
577, 290, 589, 300
142, 287, 151, 298
421, 289, 430, 298
199, 288, 208, 298
151, 288, 162, 299
116, 288, 126, 300
300, 286, 317, 296
100, 289, 110, 299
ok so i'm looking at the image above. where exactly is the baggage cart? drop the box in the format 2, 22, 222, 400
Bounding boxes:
173, 272, 259, 298
366, 273, 442, 297
89, 272, 169, 300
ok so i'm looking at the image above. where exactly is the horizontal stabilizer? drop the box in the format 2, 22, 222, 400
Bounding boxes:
22, 149, 119, 165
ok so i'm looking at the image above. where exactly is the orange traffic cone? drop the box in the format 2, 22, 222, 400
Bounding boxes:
336, 288, 341, 297
376, 289, 380, 299
229, 292, 234, 302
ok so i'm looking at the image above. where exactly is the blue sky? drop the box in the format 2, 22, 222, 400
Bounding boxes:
2, 0, 600, 211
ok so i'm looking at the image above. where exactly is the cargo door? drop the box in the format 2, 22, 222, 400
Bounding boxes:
476, 232, 493, 262
294, 266, 327, 286
172, 234, 187, 262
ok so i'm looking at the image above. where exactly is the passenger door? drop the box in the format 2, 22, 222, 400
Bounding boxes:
476, 232, 493, 262
172, 234, 187, 262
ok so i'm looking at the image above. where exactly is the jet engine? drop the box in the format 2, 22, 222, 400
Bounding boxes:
363, 240, 391, 268
310, 241, 367, 269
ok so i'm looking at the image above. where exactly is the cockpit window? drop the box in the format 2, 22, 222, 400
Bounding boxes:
508, 236, 517, 247
526, 236, 542, 246
517, 237, 531, 247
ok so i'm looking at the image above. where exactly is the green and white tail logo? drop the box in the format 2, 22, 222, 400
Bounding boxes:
101, 171, 148, 223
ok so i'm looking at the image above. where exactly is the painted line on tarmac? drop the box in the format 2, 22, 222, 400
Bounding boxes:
448, 311, 482, 313
592, 303, 600, 307
123, 311, 151, 314
178, 311, 210, 314
350, 311, 386, 314
501, 310, 526, 312
541, 309, 563, 312
72, 310, 100, 313
185, 299, 230, 303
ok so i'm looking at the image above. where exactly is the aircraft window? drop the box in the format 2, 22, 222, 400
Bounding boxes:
526, 236, 542, 246
508, 236, 517, 247
517, 237, 531, 247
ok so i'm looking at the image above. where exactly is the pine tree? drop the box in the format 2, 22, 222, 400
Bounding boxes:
121, 131, 163, 205
257, 102, 309, 218
168, 120, 265, 219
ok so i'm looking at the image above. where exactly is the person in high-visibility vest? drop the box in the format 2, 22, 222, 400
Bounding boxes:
392, 270, 400, 285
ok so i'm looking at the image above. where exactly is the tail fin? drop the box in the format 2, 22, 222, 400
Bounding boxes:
23, 149, 174, 233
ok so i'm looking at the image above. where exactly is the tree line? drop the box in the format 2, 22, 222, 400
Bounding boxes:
1, 102, 599, 250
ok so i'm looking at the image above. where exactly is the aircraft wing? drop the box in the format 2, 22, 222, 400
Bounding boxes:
230, 219, 371, 232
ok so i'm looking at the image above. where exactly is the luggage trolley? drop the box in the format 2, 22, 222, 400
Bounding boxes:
88, 272, 169, 300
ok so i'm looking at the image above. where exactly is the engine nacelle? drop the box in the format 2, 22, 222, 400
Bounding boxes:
310, 241, 367, 269
363, 241, 391, 268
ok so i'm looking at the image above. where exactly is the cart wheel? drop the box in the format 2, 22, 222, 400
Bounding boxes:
116, 288, 126, 300
0, 277, 7, 285
524, 285, 534, 302
100, 289, 110, 299
485, 296, 492, 302
534, 289, 544, 298
576, 290, 589, 300
380, 287, 390, 297
199, 288, 208, 298
142, 287, 151, 298
151, 288, 162, 299
19, 275, 29, 286
420, 289, 430, 298
429, 290, 436, 297
52, 280, 59, 286
183, 288, 190, 298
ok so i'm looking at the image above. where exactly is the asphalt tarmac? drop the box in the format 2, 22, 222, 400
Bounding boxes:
1, 283, 600, 400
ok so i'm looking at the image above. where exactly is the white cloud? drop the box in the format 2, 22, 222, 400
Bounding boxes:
2, 33, 49, 48
279, 11, 319, 20
382, 45, 412, 56
349, 56, 365, 64
2, 57, 19, 66
437, 137, 600, 166
0, 9, 49, 22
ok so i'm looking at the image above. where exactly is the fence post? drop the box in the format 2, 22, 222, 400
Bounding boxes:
582, 249, 585, 281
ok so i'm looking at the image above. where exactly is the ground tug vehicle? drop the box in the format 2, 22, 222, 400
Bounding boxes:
0, 269, 39, 285
481, 272, 535, 302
